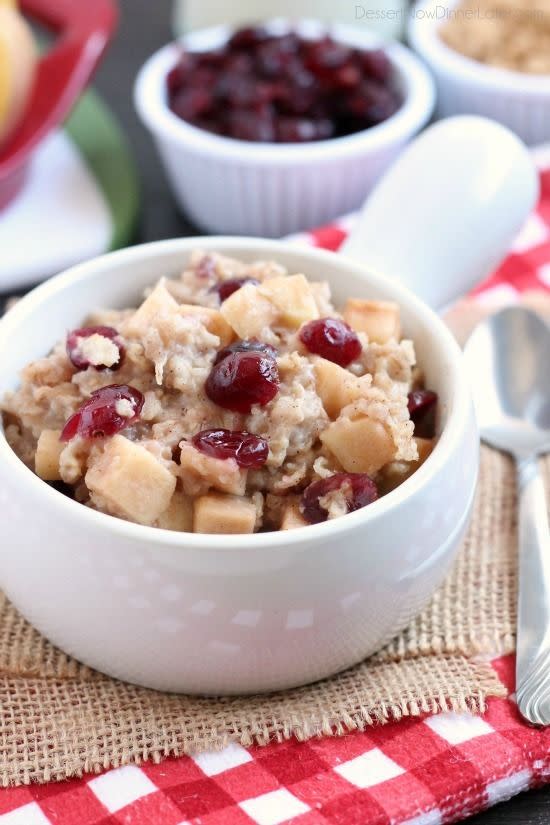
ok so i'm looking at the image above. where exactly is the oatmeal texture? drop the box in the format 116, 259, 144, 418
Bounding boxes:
440, 0, 550, 75
2, 252, 436, 534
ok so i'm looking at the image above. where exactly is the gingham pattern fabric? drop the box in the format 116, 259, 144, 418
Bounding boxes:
0, 656, 548, 825
1, 149, 549, 824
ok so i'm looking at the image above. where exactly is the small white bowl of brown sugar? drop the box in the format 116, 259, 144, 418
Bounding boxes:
409, 0, 550, 145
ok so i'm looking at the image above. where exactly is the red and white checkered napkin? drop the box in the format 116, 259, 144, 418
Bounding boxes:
1, 656, 550, 825
1, 152, 550, 825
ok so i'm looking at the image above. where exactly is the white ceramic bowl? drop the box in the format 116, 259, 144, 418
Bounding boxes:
409, 0, 550, 146
0, 238, 478, 694
134, 21, 435, 237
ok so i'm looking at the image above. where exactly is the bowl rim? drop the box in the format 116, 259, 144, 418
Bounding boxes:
409, 0, 550, 94
133, 19, 435, 163
0, 236, 470, 551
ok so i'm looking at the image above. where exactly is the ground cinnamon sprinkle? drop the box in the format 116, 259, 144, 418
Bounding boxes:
439, 0, 550, 75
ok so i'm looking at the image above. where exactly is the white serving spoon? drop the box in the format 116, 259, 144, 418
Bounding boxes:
340, 115, 539, 310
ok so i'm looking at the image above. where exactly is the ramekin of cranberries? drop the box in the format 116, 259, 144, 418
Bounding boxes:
135, 21, 435, 235
166, 27, 402, 144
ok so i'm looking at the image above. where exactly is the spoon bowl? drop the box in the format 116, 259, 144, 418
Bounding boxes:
465, 308, 550, 457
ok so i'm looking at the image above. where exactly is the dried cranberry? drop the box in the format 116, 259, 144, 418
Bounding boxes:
260, 81, 287, 105
306, 39, 351, 76
171, 87, 213, 120
299, 318, 361, 366
195, 47, 228, 69
66, 326, 124, 371
216, 75, 264, 107
347, 82, 399, 125
228, 26, 270, 50
226, 109, 276, 142
166, 65, 185, 96
256, 38, 300, 77
214, 338, 278, 365
185, 66, 218, 88
60, 385, 144, 442
277, 70, 317, 114
334, 64, 362, 89
301, 473, 378, 524
225, 52, 254, 74
212, 277, 259, 302
166, 52, 195, 95
408, 390, 438, 439
193, 117, 224, 135
407, 389, 437, 418
358, 49, 393, 83
166, 29, 398, 144
268, 32, 301, 56
192, 428, 269, 468
205, 351, 279, 413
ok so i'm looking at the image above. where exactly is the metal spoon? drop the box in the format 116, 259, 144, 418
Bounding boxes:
464, 308, 550, 724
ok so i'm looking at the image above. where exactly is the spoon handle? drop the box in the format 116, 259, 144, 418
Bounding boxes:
338, 116, 538, 311
516, 455, 550, 725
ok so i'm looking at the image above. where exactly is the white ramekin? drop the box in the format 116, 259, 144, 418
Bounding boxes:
0, 237, 478, 694
134, 21, 435, 237
409, 0, 550, 146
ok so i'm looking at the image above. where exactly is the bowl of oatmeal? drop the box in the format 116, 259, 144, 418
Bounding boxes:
134, 20, 435, 236
0, 238, 477, 693
409, 0, 550, 145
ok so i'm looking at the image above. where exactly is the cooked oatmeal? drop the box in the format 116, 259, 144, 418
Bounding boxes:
1, 251, 438, 534
439, 0, 550, 75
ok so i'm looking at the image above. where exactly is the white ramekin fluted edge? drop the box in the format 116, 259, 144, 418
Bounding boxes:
408, 0, 550, 147
134, 20, 435, 237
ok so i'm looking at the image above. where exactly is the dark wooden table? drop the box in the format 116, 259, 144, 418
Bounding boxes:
46, 0, 550, 820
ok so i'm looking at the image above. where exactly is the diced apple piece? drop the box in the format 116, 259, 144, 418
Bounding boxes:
178, 304, 234, 347
280, 499, 308, 530
220, 283, 278, 338
343, 299, 400, 343
86, 435, 176, 525
193, 493, 257, 534
259, 274, 319, 328
320, 413, 395, 475
35, 429, 63, 480
314, 358, 371, 419
156, 490, 193, 532
122, 280, 179, 338
178, 442, 246, 496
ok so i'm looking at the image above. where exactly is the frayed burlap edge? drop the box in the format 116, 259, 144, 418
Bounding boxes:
0, 656, 505, 786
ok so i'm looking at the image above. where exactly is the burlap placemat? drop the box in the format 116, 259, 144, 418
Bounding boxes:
3, 444, 544, 786
2, 293, 548, 787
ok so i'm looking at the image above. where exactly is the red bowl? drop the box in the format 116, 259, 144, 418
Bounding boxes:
0, 0, 118, 211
